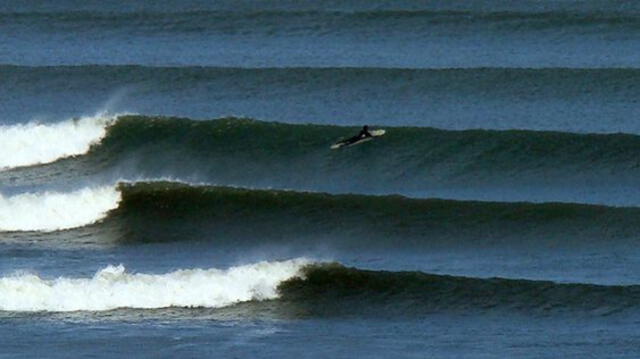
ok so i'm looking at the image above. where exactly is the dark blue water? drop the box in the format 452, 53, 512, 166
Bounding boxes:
2, 1, 640, 357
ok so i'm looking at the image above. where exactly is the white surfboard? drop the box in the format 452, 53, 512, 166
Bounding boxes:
331, 129, 385, 149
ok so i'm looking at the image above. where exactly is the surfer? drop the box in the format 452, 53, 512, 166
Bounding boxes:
342, 125, 372, 145
358, 125, 372, 139
331, 125, 382, 149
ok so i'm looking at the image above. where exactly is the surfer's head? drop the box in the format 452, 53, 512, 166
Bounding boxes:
363, 125, 369, 131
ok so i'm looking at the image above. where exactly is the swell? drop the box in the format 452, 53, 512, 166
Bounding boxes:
5, 65, 640, 101
11, 181, 632, 249
4, 66, 640, 134
5, 116, 640, 197
5, 0, 640, 14
4, 0, 640, 13
5, 9, 640, 34
4, 260, 638, 316
272, 263, 640, 317
114, 182, 640, 246
6, 10, 640, 68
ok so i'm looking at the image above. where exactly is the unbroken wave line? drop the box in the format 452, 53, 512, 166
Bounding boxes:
276, 263, 640, 316
5, 10, 640, 30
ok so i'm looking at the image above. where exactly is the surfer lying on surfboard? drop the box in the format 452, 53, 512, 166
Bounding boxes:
357, 125, 373, 139
330, 125, 385, 149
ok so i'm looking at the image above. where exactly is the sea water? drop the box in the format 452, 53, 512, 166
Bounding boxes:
2, 1, 640, 357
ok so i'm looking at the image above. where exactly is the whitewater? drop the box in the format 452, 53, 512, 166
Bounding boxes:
0, 186, 120, 232
0, 259, 308, 312
0, 114, 114, 169
3, 1, 640, 358
4, 115, 640, 206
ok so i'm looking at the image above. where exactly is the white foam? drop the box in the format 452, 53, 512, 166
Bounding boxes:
0, 259, 309, 312
0, 186, 121, 232
0, 113, 115, 169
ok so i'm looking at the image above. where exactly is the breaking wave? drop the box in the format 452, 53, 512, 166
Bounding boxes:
5, 181, 640, 251
3, 260, 638, 315
0, 114, 115, 169
4, 116, 640, 202
0, 186, 120, 232
0, 259, 308, 312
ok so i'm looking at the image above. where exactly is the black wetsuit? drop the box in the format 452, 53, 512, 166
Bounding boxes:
342, 127, 372, 145
358, 128, 372, 138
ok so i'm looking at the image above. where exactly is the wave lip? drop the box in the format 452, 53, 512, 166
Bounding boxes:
0, 259, 308, 312
0, 186, 120, 232
0, 113, 115, 170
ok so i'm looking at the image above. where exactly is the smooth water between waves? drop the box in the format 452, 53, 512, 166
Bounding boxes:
4, 7, 640, 68
3, 0, 640, 357
4, 66, 640, 133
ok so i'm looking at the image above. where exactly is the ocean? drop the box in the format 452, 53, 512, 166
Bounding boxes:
2, 0, 640, 357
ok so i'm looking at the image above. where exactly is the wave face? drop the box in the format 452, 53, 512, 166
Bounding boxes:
2, 259, 638, 315
0, 114, 113, 169
109, 182, 640, 246
8, 181, 637, 250
275, 264, 640, 316
4, 116, 640, 204
0, 259, 307, 312
0, 186, 120, 232
3, 66, 640, 133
